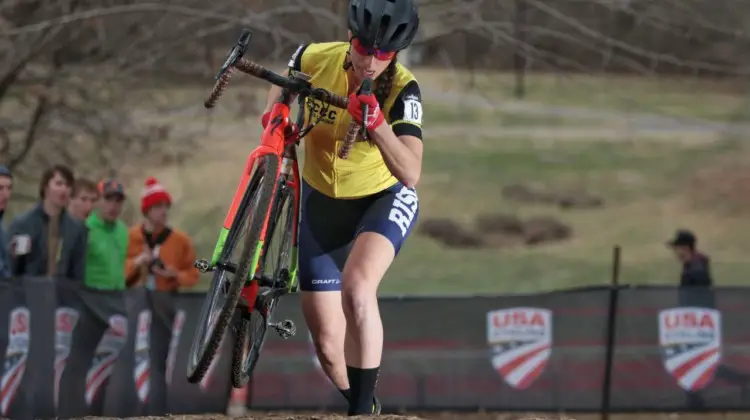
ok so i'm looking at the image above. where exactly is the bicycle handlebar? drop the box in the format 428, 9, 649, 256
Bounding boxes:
205, 29, 367, 160
204, 57, 348, 110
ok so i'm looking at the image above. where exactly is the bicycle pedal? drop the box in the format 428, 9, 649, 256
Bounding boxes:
194, 259, 211, 273
269, 319, 296, 339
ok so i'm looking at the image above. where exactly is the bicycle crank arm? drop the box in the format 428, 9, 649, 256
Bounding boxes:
194, 259, 290, 290
269, 319, 296, 339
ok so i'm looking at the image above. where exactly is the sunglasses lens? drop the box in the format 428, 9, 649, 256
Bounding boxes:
352, 38, 395, 60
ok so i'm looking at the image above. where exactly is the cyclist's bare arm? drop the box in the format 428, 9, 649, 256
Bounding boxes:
263, 68, 298, 114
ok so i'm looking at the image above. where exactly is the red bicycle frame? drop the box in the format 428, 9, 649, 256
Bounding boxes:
220, 101, 301, 313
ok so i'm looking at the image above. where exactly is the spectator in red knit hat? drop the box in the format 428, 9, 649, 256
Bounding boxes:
125, 176, 199, 291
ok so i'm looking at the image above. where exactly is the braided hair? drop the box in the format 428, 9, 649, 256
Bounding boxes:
374, 58, 397, 111
368, 58, 397, 145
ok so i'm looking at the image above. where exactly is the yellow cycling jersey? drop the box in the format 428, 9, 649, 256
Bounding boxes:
290, 42, 423, 199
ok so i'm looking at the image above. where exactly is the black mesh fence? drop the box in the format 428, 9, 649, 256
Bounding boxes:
1, 279, 750, 418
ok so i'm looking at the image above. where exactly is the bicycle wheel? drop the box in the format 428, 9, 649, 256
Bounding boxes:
186, 155, 278, 383
231, 181, 296, 387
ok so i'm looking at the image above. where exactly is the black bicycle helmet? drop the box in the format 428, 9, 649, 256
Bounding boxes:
348, 0, 420, 52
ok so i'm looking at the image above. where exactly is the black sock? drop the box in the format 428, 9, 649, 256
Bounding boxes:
339, 387, 351, 402
346, 365, 380, 416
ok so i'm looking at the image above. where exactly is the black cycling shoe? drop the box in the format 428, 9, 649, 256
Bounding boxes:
372, 395, 382, 414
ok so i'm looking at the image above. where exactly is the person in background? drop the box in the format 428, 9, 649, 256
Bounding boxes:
0, 165, 13, 279
667, 228, 750, 406
68, 178, 99, 222
7, 164, 87, 280
84, 179, 128, 290
125, 176, 199, 291
667, 229, 712, 289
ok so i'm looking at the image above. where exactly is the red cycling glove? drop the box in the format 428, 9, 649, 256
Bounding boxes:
347, 93, 385, 131
261, 111, 299, 139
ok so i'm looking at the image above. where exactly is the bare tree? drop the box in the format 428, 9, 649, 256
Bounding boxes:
1, 0, 747, 202
0, 0, 204, 199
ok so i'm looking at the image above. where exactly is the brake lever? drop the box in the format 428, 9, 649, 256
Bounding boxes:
215, 29, 252, 81
359, 78, 373, 140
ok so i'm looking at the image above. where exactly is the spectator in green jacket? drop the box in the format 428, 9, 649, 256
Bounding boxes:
84, 179, 128, 290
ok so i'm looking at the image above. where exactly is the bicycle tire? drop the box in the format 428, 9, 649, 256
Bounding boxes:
231, 183, 295, 387
186, 155, 278, 383
230, 295, 274, 388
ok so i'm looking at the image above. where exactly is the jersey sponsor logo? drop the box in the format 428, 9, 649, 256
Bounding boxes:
306, 98, 337, 125
486, 307, 552, 390
311, 278, 340, 285
388, 187, 418, 237
288, 44, 305, 68
402, 94, 422, 125
658, 307, 721, 391
54, 307, 79, 409
1, 307, 30, 417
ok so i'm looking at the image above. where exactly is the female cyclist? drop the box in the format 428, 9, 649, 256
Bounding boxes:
261, 0, 422, 415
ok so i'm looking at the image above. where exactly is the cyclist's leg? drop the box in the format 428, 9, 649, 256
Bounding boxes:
341, 183, 419, 415
298, 179, 362, 400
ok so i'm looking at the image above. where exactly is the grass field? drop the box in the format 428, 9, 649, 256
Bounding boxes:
8, 69, 747, 295
161, 133, 749, 295
415, 69, 750, 123
112, 69, 750, 295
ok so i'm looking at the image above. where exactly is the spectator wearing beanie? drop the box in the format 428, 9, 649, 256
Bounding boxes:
125, 176, 199, 291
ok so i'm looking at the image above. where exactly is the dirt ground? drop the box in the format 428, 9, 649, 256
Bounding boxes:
70, 412, 748, 420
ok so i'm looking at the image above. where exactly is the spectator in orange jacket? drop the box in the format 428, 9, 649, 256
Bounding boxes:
125, 176, 199, 291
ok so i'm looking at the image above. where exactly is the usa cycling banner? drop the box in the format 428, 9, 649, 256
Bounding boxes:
486, 307, 553, 390
611, 287, 750, 411
2, 279, 750, 418
0, 278, 233, 419
250, 286, 750, 413
247, 290, 610, 411
55, 281, 128, 418
0, 278, 57, 420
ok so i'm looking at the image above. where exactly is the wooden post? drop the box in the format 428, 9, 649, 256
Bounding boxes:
513, 0, 528, 99
601, 245, 621, 420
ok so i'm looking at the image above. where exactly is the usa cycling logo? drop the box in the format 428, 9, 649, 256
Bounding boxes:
54, 307, 80, 410
1, 307, 30, 417
165, 310, 186, 386
659, 307, 721, 391
134, 310, 151, 403
86, 314, 127, 405
486, 307, 552, 390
